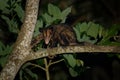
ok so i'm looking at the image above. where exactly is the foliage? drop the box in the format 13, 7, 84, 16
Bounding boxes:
73, 22, 120, 45
0, 0, 24, 33
33, 19, 43, 37
73, 22, 103, 44
19, 63, 38, 80
63, 54, 84, 77
0, 41, 12, 67
98, 24, 120, 46
42, 3, 71, 27
0, 0, 23, 68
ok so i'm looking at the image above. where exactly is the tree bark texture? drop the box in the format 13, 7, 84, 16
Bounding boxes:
27, 45, 120, 61
0, 0, 40, 80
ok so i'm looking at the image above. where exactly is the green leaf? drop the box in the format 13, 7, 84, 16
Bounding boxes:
0, 0, 9, 11
0, 56, 8, 67
14, 3, 24, 22
10, 19, 19, 33
1, 15, 19, 33
48, 3, 61, 19
108, 24, 119, 35
61, 7, 71, 23
1, 15, 11, 27
79, 22, 89, 32
69, 68, 78, 77
118, 54, 120, 59
76, 59, 84, 67
98, 24, 120, 45
36, 19, 43, 29
0, 41, 12, 56
34, 19, 43, 37
4, 45, 12, 55
63, 54, 76, 68
73, 27, 81, 42
98, 26, 104, 38
42, 13, 54, 26
0, 42, 12, 67
87, 22, 99, 38
0, 41, 5, 49
81, 34, 91, 42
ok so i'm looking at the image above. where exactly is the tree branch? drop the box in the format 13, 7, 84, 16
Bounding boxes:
27, 45, 120, 61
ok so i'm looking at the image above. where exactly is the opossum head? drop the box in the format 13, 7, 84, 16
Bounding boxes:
39, 27, 53, 44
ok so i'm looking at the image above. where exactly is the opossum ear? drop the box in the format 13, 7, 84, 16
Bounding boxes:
46, 25, 54, 31
49, 26, 54, 31
39, 28, 44, 32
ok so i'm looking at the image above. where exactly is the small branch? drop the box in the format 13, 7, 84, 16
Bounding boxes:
27, 62, 45, 71
48, 59, 64, 67
44, 58, 50, 80
27, 45, 120, 61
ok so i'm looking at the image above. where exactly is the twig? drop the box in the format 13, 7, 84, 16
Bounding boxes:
48, 59, 64, 67
44, 58, 50, 80
27, 62, 45, 71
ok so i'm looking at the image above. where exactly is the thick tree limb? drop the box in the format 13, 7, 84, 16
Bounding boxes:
27, 45, 120, 61
0, 0, 40, 80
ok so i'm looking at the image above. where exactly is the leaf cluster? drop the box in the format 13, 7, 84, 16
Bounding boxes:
73, 22, 103, 44
0, 42, 12, 67
0, 0, 24, 33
